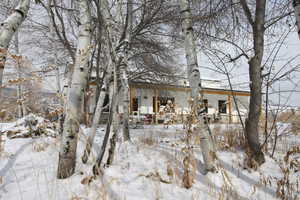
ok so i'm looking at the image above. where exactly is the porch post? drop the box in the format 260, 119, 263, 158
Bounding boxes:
155, 89, 158, 124
228, 95, 232, 123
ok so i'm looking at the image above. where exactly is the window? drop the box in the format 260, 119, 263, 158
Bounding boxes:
218, 100, 227, 114
132, 97, 139, 112
153, 96, 174, 113
158, 97, 174, 106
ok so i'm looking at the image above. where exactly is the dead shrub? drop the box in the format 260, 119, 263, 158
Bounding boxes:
81, 176, 94, 185
277, 111, 293, 122
291, 115, 300, 134
213, 127, 245, 151
276, 146, 300, 200
139, 133, 157, 146
139, 171, 172, 184
182, 154, 197, 189
0, 133, 4, 155
140, 137, 155, 146
32, 141, 49, 152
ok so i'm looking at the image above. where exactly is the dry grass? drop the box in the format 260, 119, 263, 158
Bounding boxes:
0, 133, 3, 156
32, 141, 49, 152
276, 146, 300, 200
139, 132, 158, 146
291, 115, 300, 134
277, 112, 300, 134
140, 137, 156, 146
212, 125, 246, 151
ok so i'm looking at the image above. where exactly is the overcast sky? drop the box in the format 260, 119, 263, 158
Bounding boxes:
196, 31, 300, 107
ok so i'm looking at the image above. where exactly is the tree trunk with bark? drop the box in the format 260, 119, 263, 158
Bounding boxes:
180, 0, 215, 172
240, 0, 266, 165
121, 69, 130, 141
57, 0, 92, 179
106, 91, 120, 166
82, 74, 109, 163
120, 0, 133, 142
93, 80, 117, 175
0, 0, 31, 95
293, 0, 300, 39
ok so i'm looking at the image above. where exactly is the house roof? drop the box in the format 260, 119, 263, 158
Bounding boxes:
129, 81, 250, 96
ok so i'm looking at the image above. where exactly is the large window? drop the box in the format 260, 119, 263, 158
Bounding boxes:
218, 100, 227, 114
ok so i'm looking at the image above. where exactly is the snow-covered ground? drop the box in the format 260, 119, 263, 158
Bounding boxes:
0, 119, 299, 200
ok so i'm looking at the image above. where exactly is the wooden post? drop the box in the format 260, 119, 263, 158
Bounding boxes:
129, 86, 132, 114
228, 95, 232, 123
155, 89, 158, 124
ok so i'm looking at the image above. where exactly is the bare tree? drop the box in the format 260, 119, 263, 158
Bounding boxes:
57, 0, 92, 179
293, 0, 300, 39
239, 0, 266, 165
180, 0, 216, 173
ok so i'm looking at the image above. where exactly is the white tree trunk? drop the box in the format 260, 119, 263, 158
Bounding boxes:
57, 0, 92, 179
0, 0, 30, 94
82, 74, 110, 163
93, 80, 117, 175
121, 69, 130, 141
120, 0, 133, 141
180, 0, 215, 172
293, 0, 300, 40
101, 0, 132, 142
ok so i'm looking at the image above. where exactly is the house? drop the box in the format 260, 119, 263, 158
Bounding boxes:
118, 79, 250, 124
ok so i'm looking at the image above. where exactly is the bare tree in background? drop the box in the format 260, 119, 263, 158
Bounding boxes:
57, 0, 91, 179
293, 0, 300, 39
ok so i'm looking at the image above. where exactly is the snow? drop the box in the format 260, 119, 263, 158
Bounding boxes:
0, 119, 300, 199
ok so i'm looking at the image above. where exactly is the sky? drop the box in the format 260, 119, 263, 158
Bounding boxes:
196, 31, 300, 107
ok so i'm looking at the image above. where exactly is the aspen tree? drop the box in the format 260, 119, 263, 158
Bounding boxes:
180, 0, 215, 172
57, 0, 92, 179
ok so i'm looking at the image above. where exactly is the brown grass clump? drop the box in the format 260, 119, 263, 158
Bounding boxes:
32, 141, 49, 152
213, 126, 246, 151
276, 146, 300, 200
0, 133, 4, 155
80, 176, 94, 185
182, 154, 197, 189
276, 111, 300, 133
291, 115, 300, 134
139, 134, 157, 146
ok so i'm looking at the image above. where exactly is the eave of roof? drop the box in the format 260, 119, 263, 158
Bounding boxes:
129, 81, 250, 95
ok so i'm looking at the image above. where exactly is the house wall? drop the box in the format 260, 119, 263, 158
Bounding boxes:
128, 86, 250, 123
87, 83, 250, 124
